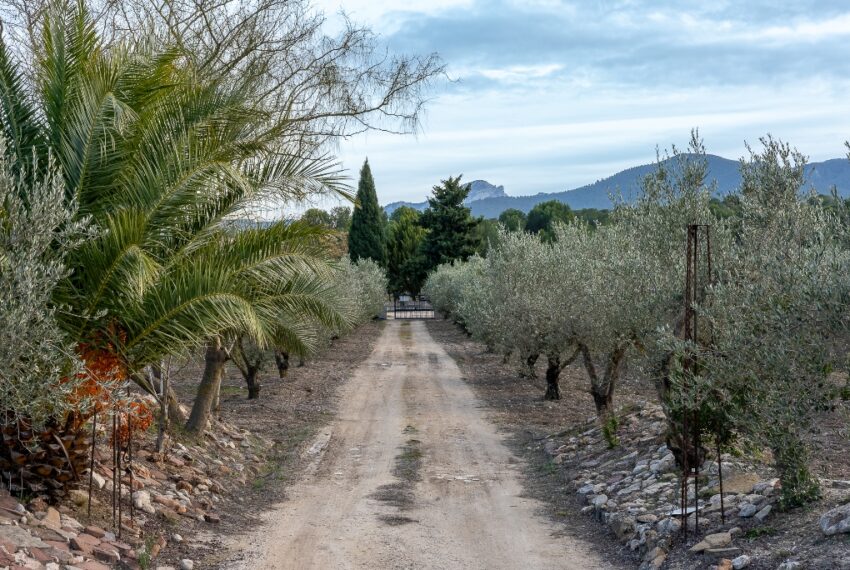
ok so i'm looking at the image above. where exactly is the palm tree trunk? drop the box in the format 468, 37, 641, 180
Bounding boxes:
186, 338, 228, 434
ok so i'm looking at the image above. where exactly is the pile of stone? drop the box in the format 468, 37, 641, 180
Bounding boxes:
1, 418, 273, 569
1, 491, 131, 570
541, 402, 850, 570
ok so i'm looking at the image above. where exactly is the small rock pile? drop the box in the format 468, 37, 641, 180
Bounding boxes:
541, 402, 850, 570
1, 418, 274, 569
0, 492, 128, 570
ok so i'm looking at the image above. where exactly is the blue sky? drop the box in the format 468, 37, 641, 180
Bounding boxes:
315, 0, 850, 205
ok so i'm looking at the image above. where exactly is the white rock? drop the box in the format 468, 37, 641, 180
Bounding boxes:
731, 554, 751, 569
133, 490, 156, 514
819, 503, 850, 535
91, 472, 107, 490
179, 560, 194, 570
591, 494, 609, 507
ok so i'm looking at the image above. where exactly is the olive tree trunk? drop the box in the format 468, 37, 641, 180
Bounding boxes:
244, 365, 261, 399
580, 343, 628, 419
543, 347, 581, 401
274, 350, 290, 379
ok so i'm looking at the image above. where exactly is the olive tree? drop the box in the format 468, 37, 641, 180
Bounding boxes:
0, 145, 91, 427
661, 137, 850, 506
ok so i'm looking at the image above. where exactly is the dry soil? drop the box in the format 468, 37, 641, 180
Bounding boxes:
222, 320, 607, 570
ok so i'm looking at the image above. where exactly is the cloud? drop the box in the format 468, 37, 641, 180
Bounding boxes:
316, 0, 850, 206
477, 63, 564, 83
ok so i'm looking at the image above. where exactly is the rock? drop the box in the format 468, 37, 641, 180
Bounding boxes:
158, 507, 181, 523
656, 517, 681, 536
754, 504, 772, 522
68, 490, 91, 508
651, 453, 675, 473
722, 472, 760, 495
689, 531, 732, 553
91, 473, 107, 490
179, 559, 194, 570
172, 534, 184, 543
84, 526, 107, 539
70, 533, 100, 555
79, 560, 111, 570
132, 491, 156, 515
830, 479, 850, 490
609, 514, 635, 540
819, 503, 850, 535
737, 503, 758, 518
705, 547, 742, 559
591, 494, 608, 508
716, 560, 733, 570
92, 545, 121, 564
43, 507, 61, 530
731, 554, 752, 569
0, 525, 50, 549
640, 546, 667, 569
153, 495, 181, 510
636, 513, 658, 524
777, 562, 802, 570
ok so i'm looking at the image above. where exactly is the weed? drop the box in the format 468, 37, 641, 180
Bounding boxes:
138, 536, 156, 569
744, 526, 777, 540
602, 415, 620, 449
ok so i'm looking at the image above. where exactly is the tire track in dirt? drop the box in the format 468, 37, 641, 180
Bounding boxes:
223, 320, 608, 569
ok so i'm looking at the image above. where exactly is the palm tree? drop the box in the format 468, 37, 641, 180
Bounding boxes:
0, 0, 352, 490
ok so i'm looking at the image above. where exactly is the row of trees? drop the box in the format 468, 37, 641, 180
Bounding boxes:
341, 163, 481, 296
0, 0, 436, 495
425, 133, 850, 508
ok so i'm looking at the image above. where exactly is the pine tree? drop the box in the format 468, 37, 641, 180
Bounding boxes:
348, 160, 387, 264
420, 176, 480, 270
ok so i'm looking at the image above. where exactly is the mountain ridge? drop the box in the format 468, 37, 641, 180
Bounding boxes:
384, 155, 850, 218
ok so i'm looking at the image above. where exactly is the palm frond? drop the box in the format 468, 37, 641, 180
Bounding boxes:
0, 33, 45, 175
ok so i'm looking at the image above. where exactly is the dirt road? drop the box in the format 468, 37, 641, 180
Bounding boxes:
227, 320, 606, 569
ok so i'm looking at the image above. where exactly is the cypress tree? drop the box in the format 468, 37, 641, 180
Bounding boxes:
348, 160, 387, 265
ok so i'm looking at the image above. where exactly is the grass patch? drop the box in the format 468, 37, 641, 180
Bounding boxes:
745, 526, 777, 540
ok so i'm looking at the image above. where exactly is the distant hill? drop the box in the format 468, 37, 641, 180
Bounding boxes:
385, 179, 507, 215
384, 155, 850, 219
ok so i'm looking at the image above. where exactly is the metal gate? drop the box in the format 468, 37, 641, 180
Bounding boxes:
385, 296, 435, 319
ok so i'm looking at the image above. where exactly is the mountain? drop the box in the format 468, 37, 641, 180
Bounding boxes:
384, 179, 507, 215
384, 155, 850, 219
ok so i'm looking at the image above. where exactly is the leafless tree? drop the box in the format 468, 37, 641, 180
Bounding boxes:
2, 0, 445, 153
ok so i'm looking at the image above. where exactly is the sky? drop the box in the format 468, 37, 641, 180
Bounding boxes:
313, 0, 850, 206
